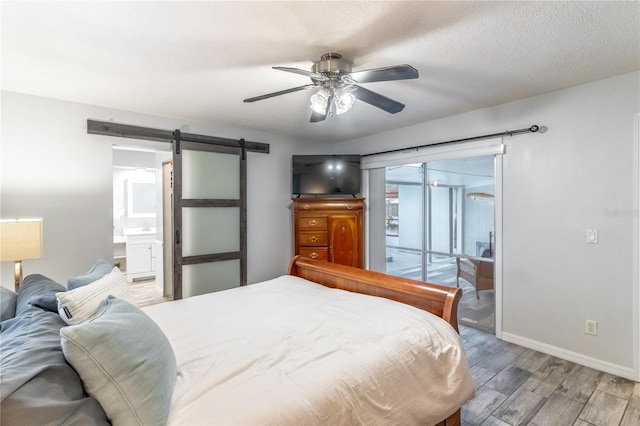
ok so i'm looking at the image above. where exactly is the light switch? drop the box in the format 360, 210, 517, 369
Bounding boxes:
586, 229, 599, 244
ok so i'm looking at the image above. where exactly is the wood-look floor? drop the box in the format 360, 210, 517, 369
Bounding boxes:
460, 326, 640, 426
129, 279, 172, 307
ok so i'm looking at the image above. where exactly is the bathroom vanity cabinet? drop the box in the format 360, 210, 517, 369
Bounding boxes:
123, 230, 157, 282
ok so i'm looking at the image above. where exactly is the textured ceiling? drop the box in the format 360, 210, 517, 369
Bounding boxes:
2, 1, 639, 143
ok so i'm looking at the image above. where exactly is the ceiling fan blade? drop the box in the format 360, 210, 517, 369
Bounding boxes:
244, 84, 316, 103
348, 65, 418, 83
273, 67, 328, 81
353, 85, 405, 114
310, 93, 333, 123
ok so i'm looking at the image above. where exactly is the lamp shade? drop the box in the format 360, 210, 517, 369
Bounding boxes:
0, 219, 43, 261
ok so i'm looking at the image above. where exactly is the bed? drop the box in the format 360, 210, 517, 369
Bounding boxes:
1, 256, 475, 426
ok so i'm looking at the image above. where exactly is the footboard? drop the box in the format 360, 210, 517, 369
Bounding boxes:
287, 256, 462, 332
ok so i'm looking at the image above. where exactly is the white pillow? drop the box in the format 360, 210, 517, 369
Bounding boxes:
56, 267, 135, 325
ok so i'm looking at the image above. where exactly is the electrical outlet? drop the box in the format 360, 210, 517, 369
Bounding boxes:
585, 319, 598, 336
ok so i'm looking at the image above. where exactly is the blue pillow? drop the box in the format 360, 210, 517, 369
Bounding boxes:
16, 274, 66, 316
1, 287, 17, 322
67, 258, 113, 290
60, 296, 176, 426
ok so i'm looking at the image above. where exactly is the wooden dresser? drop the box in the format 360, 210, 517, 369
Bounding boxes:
292, 198, 364, 268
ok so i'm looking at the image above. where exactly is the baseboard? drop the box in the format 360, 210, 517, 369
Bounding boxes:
501, 332, 637, 381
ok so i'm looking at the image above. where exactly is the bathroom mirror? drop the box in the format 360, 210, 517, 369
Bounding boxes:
127, 179, 156, 218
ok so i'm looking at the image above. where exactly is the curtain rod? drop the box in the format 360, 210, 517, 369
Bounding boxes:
361, 125, 540, 157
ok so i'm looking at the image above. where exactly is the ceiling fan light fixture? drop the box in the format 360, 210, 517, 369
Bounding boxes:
310, 88, 330, 114
334, 88, 356, 115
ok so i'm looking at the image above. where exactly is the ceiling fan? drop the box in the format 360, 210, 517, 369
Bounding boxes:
243, 53, 419, 123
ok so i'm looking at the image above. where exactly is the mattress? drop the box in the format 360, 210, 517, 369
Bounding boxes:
142, 275, 475, 425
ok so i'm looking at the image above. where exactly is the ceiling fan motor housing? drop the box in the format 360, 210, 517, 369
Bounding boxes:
311, 53, 352, 79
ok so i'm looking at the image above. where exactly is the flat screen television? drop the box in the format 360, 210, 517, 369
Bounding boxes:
292, 155, 361, 195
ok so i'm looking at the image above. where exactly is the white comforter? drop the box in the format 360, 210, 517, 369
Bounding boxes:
143, 275, 475, 425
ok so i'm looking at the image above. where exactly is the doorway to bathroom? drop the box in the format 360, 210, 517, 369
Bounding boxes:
112, 145, 173, 305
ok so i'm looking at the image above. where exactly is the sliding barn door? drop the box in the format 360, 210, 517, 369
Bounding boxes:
172, 139, 246, 299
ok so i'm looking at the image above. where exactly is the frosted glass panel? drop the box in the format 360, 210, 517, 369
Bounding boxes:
182, 207, 239, 256
183, 260, 240, 297
183, 150, 239, 199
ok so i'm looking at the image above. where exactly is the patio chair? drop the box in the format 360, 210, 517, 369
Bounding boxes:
456, 251, 494, 299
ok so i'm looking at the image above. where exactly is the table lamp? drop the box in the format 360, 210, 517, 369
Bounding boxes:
0, 219, 43, 291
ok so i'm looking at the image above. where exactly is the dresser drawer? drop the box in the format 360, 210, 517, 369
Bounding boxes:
299, 248, 329, 261
295, 199, 364, 212
298, 231, 328, 247
298, 216, 327, 230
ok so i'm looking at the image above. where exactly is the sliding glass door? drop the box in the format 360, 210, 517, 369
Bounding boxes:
384, 156, 496, 331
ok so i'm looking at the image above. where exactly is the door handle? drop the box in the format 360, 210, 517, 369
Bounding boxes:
175, 229, 181, 245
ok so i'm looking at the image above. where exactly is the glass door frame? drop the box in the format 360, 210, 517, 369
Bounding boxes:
385, 178, 423, 281
425, 183, 464, 272
385, 171, 465, 284
362, 137, 505, 336
172, 137, 247, 299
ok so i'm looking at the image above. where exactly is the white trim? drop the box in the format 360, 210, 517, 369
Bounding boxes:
494, 153, 504, 339
361, 138, 505, 170
113, 145, 156, 153
502, 332, 636, 380
634, 113, 640, 380
363, 168, 388, 273
362, 170, 370, 270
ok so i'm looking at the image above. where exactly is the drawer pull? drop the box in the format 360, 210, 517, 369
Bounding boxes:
347, 204, 354, 210
309, 252, 319, 259
303, 204, 311, 210
308, 219, 318, 226
309, 236, 318, 243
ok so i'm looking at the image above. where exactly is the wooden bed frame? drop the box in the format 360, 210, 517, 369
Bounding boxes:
287, 256, 464, 426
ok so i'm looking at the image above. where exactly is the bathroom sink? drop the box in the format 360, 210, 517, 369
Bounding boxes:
123, 227, 156, 236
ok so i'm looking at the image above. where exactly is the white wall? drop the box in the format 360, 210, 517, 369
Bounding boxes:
0, 91, 311, 288
333, 71, 640, 378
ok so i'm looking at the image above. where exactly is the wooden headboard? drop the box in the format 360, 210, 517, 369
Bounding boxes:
287, 256, 462, 333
